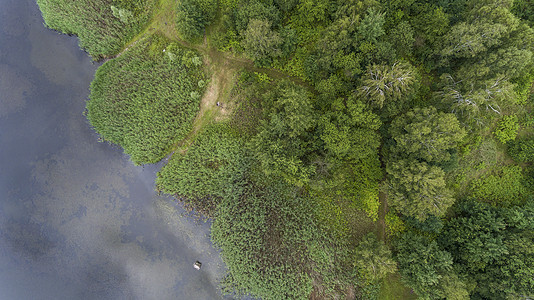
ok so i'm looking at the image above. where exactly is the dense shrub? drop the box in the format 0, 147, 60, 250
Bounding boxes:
508, 137, 534, 162
470, 165, 530, 206
493, 115, 520, 144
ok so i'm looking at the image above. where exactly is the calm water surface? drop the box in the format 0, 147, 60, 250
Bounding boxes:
0, 0, 226, 298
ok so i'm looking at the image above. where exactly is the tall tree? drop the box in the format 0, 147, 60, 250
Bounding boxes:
438, 73, 516, 117
176, 0, 213, 40
242, 19, 283, 66
386, 159, 455, 221
440, 0, 519, 59
389, 106, 466, 163
234, 0, 281, 33
359, 61, 416, 109
320, 96, 381, 161
436, 0, 533, 121
440, 201, 508, 273
354, 233, 397, 282
395, 232, 467, 299
440, 200, 534, 299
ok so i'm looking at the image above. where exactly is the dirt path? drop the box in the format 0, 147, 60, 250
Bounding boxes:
377, 191, 388, 242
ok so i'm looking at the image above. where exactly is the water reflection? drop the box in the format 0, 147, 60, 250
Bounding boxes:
0, 0, 225, 299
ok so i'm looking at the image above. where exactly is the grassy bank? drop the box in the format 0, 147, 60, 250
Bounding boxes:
37, 0, 157, 58
87, 35, 207, 164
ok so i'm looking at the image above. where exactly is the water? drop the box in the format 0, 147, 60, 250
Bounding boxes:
0, 0, 226, 298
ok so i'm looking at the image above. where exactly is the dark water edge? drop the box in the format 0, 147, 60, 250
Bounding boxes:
0, 0, 226, 299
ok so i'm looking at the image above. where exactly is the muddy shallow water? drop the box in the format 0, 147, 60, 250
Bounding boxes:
0, 0, 226, 298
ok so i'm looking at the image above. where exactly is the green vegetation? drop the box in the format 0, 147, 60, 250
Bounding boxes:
440, 200, 534, 299
388, 107, 466, 163
156, 124, 247, 216
378, 273, 417, 300
470, 165, 531, 206
251, 80, 317, 186
493, 115, 520, 144
37, 0, 156, 58
87, 35, 207, 164
211, 179, 315, 299
39, 0, 534, 298
354, 233, 397, 282
395, 232, 468, 300
508, 137, 534, 162
386, 159, 455, 221
175, 0, 217, 40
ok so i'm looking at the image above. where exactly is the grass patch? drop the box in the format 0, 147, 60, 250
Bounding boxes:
378, 273, 417, 300
87, 34, 207, 164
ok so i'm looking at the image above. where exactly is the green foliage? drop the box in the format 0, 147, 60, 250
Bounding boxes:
110, 5, 133, 23
242, 19, 283, 67
176, 0, 217, 41
508, 137, 534, 162
438, 74, 516, 121
354, 233, 397, 282
389, 106, 466, 163
359, 61, 416, 109
441, 201, 508, 273
440, 0, 519, 59
485, 231, 534, 299
358, 8, 386, 43
470, 165, 530, 206
411, 3, 450, 45
37, 0, 155, 58
436, 0, 534, 122
378, 273, 418, 300
320, 97, 381, 161
233, 0, 280, 33
440, 200, 534, 299
512, 0, 534, 26
493, 115, 520, 144
314, 94, 383, 220
274, 0, 298, 13
251, 81, 317, 186
404, 215, 444, 234
87, 36, 206, 164
394, 232, 467, 299
389, 21, 415, 56
156, 125, 247, 216
386, 159, 455, 221
513, 67, 534, 104
307, 189, 377, 298
310, 155, 383, 221
385, 211, 406, 237
293, 0, 331, 26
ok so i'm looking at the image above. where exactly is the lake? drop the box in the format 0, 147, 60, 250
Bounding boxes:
0, 0, 226, 298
